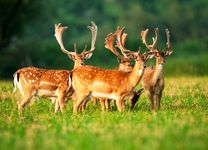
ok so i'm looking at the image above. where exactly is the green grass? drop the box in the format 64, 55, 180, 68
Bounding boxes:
0, 77, 208, 150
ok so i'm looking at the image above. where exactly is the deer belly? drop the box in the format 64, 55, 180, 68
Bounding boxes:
36, 89, 57, 97
91, 91, 117, 100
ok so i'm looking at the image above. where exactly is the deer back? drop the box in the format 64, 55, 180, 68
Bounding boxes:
16, 67, 71, 96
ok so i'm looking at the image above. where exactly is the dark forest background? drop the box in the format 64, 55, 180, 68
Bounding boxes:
0, 0, 208, 79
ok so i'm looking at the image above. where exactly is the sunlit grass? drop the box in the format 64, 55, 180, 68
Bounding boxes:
0, 77, 208, 150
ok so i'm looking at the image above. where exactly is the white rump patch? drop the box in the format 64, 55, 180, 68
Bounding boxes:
13, 73, 24, 96
68, 75, 72, 90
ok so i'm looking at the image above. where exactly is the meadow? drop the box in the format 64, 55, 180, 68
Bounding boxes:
0, 77, 207, 150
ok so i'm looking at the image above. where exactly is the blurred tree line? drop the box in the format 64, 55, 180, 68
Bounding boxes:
0, 0, 208, 78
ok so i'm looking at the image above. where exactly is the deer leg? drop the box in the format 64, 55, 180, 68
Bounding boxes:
73, 94, 87, 113
81, 98, 90, 112
58, 94, 66, 113
55, 98, 60, 113
130, 93, 139, 110
100, 98, 106, 112
156, 92, 162, 110
93, 98, 98, 106
130, 97, 136, 110
18, 93, 33, 111
147, 92, 155, 110
17, 97, 23, 106
105, 99, 111, 111
116, 98, 124, 112
50, 97, 56, 111
130, 90, 143, 110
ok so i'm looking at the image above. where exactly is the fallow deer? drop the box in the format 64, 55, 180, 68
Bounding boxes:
92, 27, 133, 111
99, 27, 144, 111
141, 28, 173, 110
114, 27, 145, 110
13, 67, 71, 113
13, 22, 97, 113
71, 27, 155, 113
52, 22, 97, 110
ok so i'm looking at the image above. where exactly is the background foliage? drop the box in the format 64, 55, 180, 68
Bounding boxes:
0, 0, 208, 78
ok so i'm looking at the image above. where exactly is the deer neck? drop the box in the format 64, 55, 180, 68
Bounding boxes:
152, 59, 163, 84
73, 62, 80, 69
128, 61, 144, 88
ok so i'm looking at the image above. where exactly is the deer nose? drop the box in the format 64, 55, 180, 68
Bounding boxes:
163, 60, 166, 63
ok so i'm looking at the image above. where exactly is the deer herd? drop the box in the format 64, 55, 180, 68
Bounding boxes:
13, 21, 173, 114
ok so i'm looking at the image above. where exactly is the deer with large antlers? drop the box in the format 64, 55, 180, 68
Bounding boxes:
141, 28, 173, 110
13, 22, 97, 113
71, 27, 154, 113
55, 22, 97, 69
51, 22, 97, 110
97, 27, 144, 111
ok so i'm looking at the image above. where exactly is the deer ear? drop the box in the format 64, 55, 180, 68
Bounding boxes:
84, 53, 93, 60
164, 50, 173, 56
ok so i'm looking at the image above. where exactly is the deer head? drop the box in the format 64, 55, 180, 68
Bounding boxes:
141, 28, 173, 64
115, 27, 155, 70
54, 21, 97, 68
104, 28, 133, 72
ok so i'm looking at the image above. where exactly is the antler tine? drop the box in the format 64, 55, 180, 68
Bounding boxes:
141, 27, 158, 51
73, 43, 77, 53
115, 27, 128, 56
54, 23, 76, 56
104, 33, 116, 54
82, 44, 87, 52
152, 28, 159, 50
104, 32, 126, 60
141, 28, 150, 50
165, 28, 171, 49
81, 21, 97, 55
115, 27, 136, 57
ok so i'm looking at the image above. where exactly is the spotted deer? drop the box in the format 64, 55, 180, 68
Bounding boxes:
13, 22, 97, 113
71, 27, 155, 113
52, 22, 97, 109
141, 28, 173, 110
90, 27, 133, 111
98, 27, 144, 111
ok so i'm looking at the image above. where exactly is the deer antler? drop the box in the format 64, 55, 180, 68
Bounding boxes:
141, 28, 158, 51
163, 28, 171, 50
81, 21, 97, 56
104, 32, 129, 61
54, 23, 77, 56
114, 27, 139, 58
115, 27, 131, 57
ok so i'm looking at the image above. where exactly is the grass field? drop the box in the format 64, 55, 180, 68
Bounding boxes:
0, 77, 208, 150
